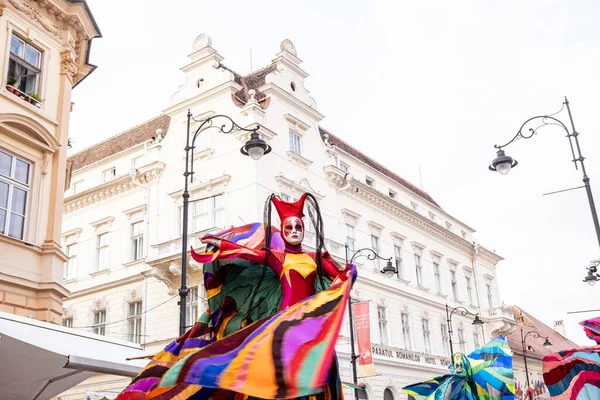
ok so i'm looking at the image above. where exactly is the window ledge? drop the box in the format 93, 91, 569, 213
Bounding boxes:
416, 285, 430, 292
0, 87, 57, 125
397, 277, 411, 284
452, 299, 465, 304
62, 278, 76, 284
89, 269, 109, 277
436, 292, 449, 298
286, 150, 313, 169
123, 259, 146, 268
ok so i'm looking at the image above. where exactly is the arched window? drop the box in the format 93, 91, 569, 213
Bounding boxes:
384, 388, 394, 400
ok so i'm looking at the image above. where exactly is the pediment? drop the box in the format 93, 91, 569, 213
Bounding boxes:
0, 114, 59, 153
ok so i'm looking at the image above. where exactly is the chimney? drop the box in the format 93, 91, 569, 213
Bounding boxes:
554, 320, 566, 337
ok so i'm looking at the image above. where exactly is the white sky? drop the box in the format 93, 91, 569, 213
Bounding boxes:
71, 0, 600, 346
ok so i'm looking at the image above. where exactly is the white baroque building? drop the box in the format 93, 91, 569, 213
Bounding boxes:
59, 35, 515, 400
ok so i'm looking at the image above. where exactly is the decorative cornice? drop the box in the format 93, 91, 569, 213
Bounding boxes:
328, 172, 476, 257
341, 208, 361, 225
123, 204, 147, 220
90, 216, 114, 231
390, 231, 407, 243
477, 245, 504, 265
233, 124, 277, 143
429, 249, 444, 260
61, 227, 82, 242
260, 83, 325, 122
286, 151, 312, 169
64, 162, 165, 213
284, 113, 310, 131
410, 240, 426, 251
367, 220, 384, 235
168, 174, 231, 199
274, 175, 324, 201
483, 273, 495, 281
7, 0, 62, 40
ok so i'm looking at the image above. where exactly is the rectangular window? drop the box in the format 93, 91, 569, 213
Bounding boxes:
131, 221, 144, 261
93, 310, 106, 336
339, 161, 350, 173
192, 194, 225, 232
96, 233, 109, 271
422, 318, 431, 353
486, 282, 493, 309
371, 235, 380, 269
458, 327, 466, 353
102, 167, 116, 183
410, 201, 418, 211
394, 245, 403, 279
451, 270, 458, 300
401, 312, 411, 350
461, 230, 467, 239
441, 324, 449, 355
289, 130, 301, 155
473, 331, 480, 348
7, 35, 42, 97
62, 317, 73, 328
365, 176, 374, 187
63, 243, 77, 281
0, 150, 30, 240
186, 286, 199, 327
415, 254, 423, 286
131, 155, 145, 170
280, 193, 292, 202
388, 190, 397, 200
466, 276, 473, 305
446, 221, 453, 230
70, 180, 83, 195
346, 224, 355, 258
428, 212, 435, 221
377, 306, 388, 345
433, 262, 441, 293
128, 301, 143, 344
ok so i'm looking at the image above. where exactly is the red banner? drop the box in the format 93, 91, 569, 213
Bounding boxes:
353, 301, 376, 377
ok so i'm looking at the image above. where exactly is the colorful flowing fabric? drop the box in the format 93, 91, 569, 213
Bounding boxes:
117, 223, 350, 400
403, 336, 515, 400
580, 317, 600, 345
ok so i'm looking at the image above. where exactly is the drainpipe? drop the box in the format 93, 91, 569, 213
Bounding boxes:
471, 241, 486, 341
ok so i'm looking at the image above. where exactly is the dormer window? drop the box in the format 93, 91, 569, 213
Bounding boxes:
388, 190, 397, 200
428, 212, 435, 221
410, 201, 418, 211
7, 35, 42, 99
340, 161, 350, 173
446, 221, 453, 230
461, 230, 467, 239
365, 176, 374, 187
102, 167, 116, 183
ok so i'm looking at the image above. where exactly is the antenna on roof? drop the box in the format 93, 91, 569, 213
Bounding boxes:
249, 48, 253, 72
418, 165, 424, 189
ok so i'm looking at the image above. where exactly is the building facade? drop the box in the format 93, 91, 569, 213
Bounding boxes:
506, 306, 578, 399
0, 0, 100, 323
59, 35, 514, 400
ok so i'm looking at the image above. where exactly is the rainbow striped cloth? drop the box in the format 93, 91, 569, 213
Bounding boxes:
403, 336, 515, 400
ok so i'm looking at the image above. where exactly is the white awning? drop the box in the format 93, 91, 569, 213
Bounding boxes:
0, 312, 149, 400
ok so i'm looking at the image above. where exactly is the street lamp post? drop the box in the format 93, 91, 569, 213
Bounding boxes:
520, 328, 552, 391
488, 97, 600, 285
179, 110, 271, 335
445, 304, 484, 360
344, 245, 394, 400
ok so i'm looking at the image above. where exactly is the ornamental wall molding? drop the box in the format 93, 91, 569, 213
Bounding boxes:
340, 208, 361, 226
325, 168, 476, 257
367, 220, 384, 235
60, 50, 78, 83
64, 162, 165, 213
274, 175, 324, 201
477, 246, 503, 265
168, 174, 231, 199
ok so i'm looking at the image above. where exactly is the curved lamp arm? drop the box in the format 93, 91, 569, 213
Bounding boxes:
494, 115, 570, 150
349, 248, 392, 265
187, 113, 261, 182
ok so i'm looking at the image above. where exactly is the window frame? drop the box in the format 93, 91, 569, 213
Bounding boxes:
365, 176, 375, 187
441, 323, 449, 355
415, 254, 423, 286
289, 129, 302, 155
7, 33, 43, 97
339, 161, 350, 173
345, 224, 356, 257
394, 245, 402, 279
371, 235, 380, 269
450, 270, 458, 300
191, 194, 225, 232
457, 327, 466, 354
95, 232, 109, 272
102, 167, 116, 183
0, 149, 31, 240
377, 305, 388, 345
63, 242, 78, 281
422, 318, 431, 353
93, 309, 106, 336
401, 312, 411, 350
486, 282, 493, 309
186, 286, 199, 327
466, 275, 474, 305
130, 221, 144, 261
127, 301, 143, 344
433, 262, 442, 293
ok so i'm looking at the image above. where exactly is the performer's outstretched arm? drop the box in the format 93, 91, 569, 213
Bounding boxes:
191, 236, 267, 265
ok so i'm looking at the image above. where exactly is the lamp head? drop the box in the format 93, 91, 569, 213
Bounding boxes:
489, 149, 518, 175
241, 131, 271, 160
381, 260, 396, 278
472, 314, 484, 325
584, 265, 599, 286
543, 337, 552, 349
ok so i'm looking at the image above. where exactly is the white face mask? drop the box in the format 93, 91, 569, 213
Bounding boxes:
283, 217, 304, 246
